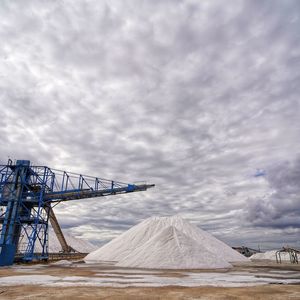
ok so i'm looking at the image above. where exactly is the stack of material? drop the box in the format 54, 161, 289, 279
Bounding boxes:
85, 215, 248, 269
250, 250, 291, 261
19, 228, 97, 253
47, 229, 98, 253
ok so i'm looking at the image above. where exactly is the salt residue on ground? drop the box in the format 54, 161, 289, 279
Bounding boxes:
1, 271, 299, 287
51, 260, 73, 266
85, 215, 247, 269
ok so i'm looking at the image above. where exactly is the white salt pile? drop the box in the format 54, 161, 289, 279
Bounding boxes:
251, 250, 291, 261
47, 229, 97, 253
118, 226, 232, 269
20, 228, 97, 254
85, 215, 247, 269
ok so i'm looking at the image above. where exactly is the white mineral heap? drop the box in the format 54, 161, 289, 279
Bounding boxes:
47, 229, 97, 253
85, 215, 247, 269
251, 250, 291, 261
117, 226, 232, 269
20, 228, 97, 253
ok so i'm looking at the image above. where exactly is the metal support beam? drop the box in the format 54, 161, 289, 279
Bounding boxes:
0, 159, 154, 266
48, 206, 75, 253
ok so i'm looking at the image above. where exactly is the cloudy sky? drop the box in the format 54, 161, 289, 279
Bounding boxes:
1, 0, 299, 250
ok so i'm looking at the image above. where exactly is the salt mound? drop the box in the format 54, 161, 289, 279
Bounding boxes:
251, 250, 291, 261
24, 228, 97, 254
85, 215, 247, 269
117, 226, 232, 269
48, 229, 97, 253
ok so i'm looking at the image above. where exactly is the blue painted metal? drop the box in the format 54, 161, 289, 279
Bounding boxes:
0, 160, 154, 266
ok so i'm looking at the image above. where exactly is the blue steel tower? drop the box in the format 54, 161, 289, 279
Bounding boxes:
0, 159, 154, 266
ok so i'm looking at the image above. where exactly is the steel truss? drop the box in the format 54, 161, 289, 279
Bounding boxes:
0, 160, 154, 266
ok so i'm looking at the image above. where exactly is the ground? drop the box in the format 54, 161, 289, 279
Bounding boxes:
0, 261, 299, 299
1, 285, 300, 300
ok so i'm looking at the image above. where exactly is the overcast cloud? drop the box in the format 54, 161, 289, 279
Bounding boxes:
0, 0, 299, 250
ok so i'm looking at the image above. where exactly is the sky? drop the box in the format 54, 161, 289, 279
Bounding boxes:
0, 0, 299, 250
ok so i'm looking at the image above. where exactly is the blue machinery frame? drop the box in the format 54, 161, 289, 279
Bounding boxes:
0, 160, 154, 266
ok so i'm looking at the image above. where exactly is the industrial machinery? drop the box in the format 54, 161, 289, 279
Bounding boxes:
0, 159, 154, 266
232, 246, 261, 257
276, 247, 299, 264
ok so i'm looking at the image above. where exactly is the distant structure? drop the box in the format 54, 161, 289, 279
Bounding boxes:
232, 246, 261, 257
0, 159, 154, 266
276, 247, 299, 264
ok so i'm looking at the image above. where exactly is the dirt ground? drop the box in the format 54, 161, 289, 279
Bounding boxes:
0, 285, 299, 300
0, 261, 299, 299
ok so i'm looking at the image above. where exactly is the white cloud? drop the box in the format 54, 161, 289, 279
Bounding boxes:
0, 0, 299, 250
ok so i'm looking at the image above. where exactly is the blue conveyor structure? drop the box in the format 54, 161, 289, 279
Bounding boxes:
0, 159, 154, 266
